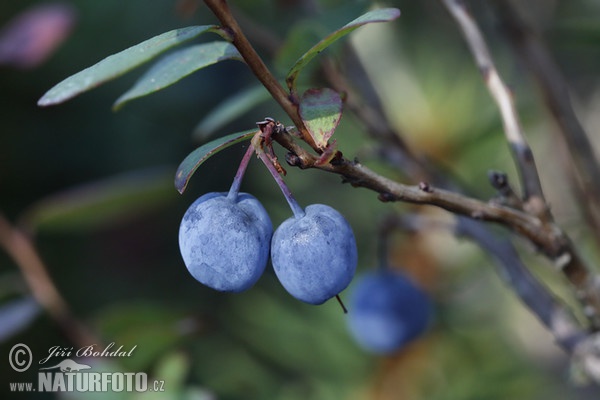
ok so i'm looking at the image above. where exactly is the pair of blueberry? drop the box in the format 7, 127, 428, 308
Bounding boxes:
178, 191, 357, 305
179, 191, 432, 354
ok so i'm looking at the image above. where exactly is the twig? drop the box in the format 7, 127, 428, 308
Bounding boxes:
202, 0, 318, 150
0, 214, 99, 348
275, 126, 539, 245
440, 0, 548, 219
395, 212, 600, 383
271, 112, 600, 328
488, 170, 523, 209
440, 0, 600, 329
492, 0, 600, 245
455, 216, 583, 348
323, 40, 600, 335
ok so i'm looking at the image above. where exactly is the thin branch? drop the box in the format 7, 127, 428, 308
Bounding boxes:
439, 0, 600, 329
488, 170, 524, 209
440, 0, 548, 219
455, 216, 583, 347
403, 214, 584, 347
202, 0, 319, 150
270, 121, 600, 328
0, 214, 99, 348
396, 212, 600, 383
323, 45, 600, 331
492, 0, 600, 244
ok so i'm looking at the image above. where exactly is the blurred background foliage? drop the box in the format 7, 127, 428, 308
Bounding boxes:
1, 0, 600, 399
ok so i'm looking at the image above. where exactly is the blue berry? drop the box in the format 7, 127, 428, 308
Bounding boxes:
347, 269, 431, 354
271, 204, 357, 305
178, 192, 272, 292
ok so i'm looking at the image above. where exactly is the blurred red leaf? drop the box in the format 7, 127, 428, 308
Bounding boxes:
0, 3, 76, 69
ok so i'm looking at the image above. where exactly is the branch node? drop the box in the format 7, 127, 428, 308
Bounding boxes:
419, 181, 432, 192
488, 170, 523, 208
330, 151, 344, 166
285, 152, 303, 167
378, 192, 396, 202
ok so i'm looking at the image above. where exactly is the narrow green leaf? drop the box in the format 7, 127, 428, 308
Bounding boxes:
20, 167, 174, 232
286, 8, 400, 92
299, 88, 342, 149
38, 25, 224, 106
192, 85, 271, 141
114, 42, 243, 109
175, 129, 256, 194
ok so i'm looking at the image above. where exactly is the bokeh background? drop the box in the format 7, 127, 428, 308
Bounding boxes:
1, 0, 600, 399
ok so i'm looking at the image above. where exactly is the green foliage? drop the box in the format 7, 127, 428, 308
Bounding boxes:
285, 8, 401, 93
38, 25, 226, 106
114, 42, 242, 109
175, 129, 256, 193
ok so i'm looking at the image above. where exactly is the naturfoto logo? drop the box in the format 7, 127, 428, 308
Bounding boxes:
8, 343, 164, 394
39, 359, 91, 372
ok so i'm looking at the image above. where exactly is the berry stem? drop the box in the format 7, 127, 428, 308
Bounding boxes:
256, 148, 305, 218
336, 294, 348, 314
227, 144, 255, 201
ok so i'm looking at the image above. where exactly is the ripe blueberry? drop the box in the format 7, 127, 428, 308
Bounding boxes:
347, 269, 431, 354
178, 192, 272, 292
271, 204, 357, 305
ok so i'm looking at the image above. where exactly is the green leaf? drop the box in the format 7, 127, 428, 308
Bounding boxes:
286, 8, 400, 92
20, 167, 174, 232
192, 85, 271, 141
38, 25, 224, 106
299, 88, 342, 149
175, 129, 256, 194
114, 41, 243, 109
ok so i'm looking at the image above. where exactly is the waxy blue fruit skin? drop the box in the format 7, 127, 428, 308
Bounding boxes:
179, 192, 272, 292
347, 269, 431, 354
271, 204, 357, 305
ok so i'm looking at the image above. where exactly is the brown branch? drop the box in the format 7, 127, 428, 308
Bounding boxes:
0, 214, 99, 348
202, 0, 319, 150
398, 214, 585, 346
439, 0, 600, 329
440, 0, 549, 219
273, 123, 600, 328
324, 43, 600, 332
395, 212, 600, 383
492, 0, 600, 244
